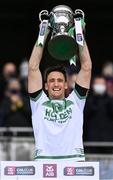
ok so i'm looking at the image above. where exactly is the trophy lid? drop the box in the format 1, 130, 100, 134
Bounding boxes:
51, 5, 73, 14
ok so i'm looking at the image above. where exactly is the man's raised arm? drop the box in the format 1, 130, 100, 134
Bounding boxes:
76, 40, 92, 89
28, 29, 49, 93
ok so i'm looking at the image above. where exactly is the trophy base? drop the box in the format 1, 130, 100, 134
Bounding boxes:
48, 35, 76, 60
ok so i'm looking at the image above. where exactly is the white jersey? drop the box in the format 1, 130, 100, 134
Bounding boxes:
30, 89, 86, 161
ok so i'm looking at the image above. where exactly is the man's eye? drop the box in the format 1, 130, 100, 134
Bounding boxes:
58, 79, 63, 82
49, 79, 54, 82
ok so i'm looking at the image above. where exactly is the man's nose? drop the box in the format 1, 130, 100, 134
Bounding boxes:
54, 80, 58, 86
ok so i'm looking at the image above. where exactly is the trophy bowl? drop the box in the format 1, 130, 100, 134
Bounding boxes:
48, 5, 77, 60
48, 34, 76, 60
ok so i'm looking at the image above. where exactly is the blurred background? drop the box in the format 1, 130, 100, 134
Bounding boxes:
0, 0, 113, 179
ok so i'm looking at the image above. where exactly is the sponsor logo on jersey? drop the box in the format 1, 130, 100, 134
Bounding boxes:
43, 100, 74, 123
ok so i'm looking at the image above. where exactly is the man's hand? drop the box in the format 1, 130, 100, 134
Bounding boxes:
36, 21, 50, 47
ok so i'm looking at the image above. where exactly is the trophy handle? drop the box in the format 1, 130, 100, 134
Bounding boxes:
39, 10, 49, 22
74, 9, 85, 19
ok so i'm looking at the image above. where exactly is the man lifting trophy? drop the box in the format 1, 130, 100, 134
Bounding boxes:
37, 5, 85, 61
28, 4, 92, 162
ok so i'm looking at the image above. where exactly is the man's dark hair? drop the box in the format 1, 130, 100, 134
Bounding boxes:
44, 65, 67, 82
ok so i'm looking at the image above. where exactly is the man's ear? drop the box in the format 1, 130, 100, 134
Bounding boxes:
45, 83, 48, 90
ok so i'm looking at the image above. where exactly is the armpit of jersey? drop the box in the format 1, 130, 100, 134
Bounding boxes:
74, 83, 89, 99
29, 89, 43, 101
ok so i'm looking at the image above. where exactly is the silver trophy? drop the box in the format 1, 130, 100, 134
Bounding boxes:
38, 5, 85, 61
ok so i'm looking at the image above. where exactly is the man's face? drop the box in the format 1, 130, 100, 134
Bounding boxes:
3, 63, 16, 78
45, 71, 67, 99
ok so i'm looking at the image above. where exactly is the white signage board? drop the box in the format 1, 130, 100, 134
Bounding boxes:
0, 160, 99, 180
